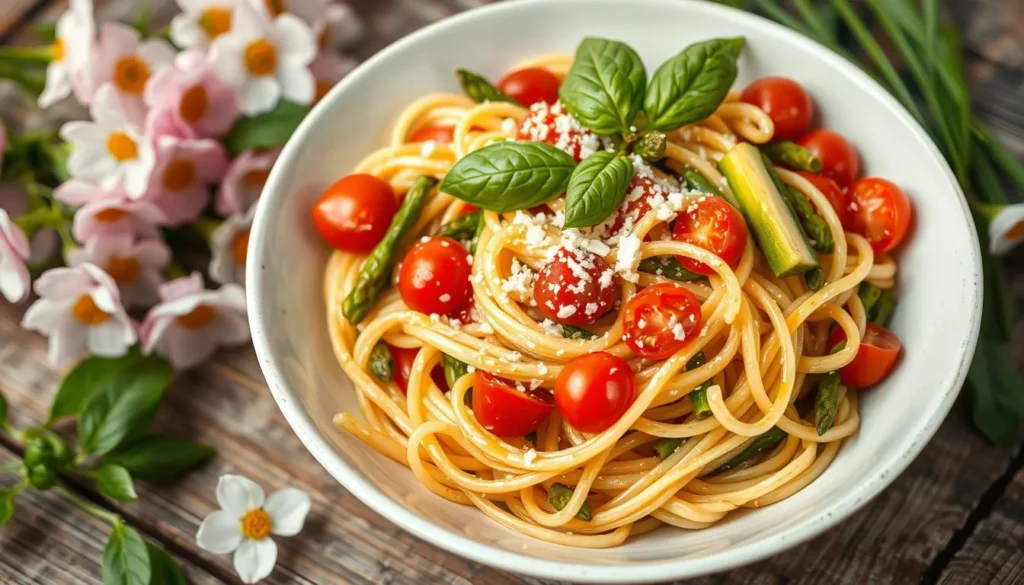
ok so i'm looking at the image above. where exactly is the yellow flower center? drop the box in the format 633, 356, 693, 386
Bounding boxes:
232, 229, 251, 266
198, 6, 233, 39
179, 85, 209, 123
95, 208, 129, 223
113, 55, 151, 95
163, 159, 197, 191
241, 509, 273, 540
105, 256, 141, 284
176, 304, 216, 330
243, 169, 270, 188
71, 295, 110, 326
263, 0, 286, 17
315, 80, 332, 103
1006, 219, 1024, 242
107, 132, 138, 162
317, 27, 329, 50
243, 39, 277, 77
53, 38, 66, 63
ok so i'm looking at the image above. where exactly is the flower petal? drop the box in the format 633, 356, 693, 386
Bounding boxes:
210, 36, 248, 87
217, 474, 265, 517
39, 62, 72, 108
236, 76, 281, 116
264, 488, 310, 537
233, 538, 277, 584
168, 327, 218, 370
137, 38, 176, 71
277, 65, 314, 106
87, 318, 137, 357
50, 321, 88, 365
271, 14, 316, 67
169, 12, 204, 50
196, 510, 244, 554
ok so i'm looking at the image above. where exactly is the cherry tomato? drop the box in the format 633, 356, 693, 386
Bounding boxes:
610, 176, 664, 235
459, 204, 479, 216
409, 125, 455, 143
740, 76, 814, 140
671, 196, 748, 275
497, 67, 560, 106
829, 323, 902, 388
555, 352, 636, 434
516, 102, 596, 162
797, 171, 849, 229
312, 174, 397, 254
622, 283, 703, 360
473, 372, 554, 436
797, 130, 860, 187
534, 248, 619, 326
390, 345, 449, 393
847, 177, 913, 254
398, 237, 473, 316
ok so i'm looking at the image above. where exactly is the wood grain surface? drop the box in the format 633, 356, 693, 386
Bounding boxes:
1, 1, 1023, 584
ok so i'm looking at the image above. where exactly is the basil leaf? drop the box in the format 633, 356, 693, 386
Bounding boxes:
50, 348, 144, 422
78, 357, 174, 455
89, 464, 138, 502
559, 37, 647, 135
103, 519, 151, 585
440, 142, 575, 212
457, 69, 520, 105
644, 37, 745, 131
104, 434, 215, 484
564, 152, 633, 228
0, 490, 14, 526
146, 544, 186, 585
223, 100, 309, 157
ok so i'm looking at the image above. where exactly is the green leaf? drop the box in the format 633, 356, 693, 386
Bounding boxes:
104, 434, 215, 484
563, 152, 633, 228
0, 490, 14, 526
78, 357, 174, 455
440, 141, 576, 212
146, 544, 186, 585
638, 256, 703, 282
559, 37, 647, 135
644, 37, 745, 131
50, 348, 145, 422
456, 69, 520, 105
89, 464, 138, 502
223, 101, 309, 157
102, 519, 151, 585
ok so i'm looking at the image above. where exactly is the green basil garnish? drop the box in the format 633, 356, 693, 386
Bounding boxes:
644, 37, 745, 131
440, 142, 576, 212
559, 37, 647, 136
456, 69, 521, 105
563, 152, 633, 228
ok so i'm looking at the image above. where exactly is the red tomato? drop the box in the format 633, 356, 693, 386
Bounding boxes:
622, 283, 703, 360
473, 372, 554, 436
671, 196, 748, 275
797, 130, 860, 187
847, 177, 913, 254
390, 345, 449, 393
398, 237, 473, 316
534, 249, 619, 326
797, 171, 849, 229
740, 76, 814, 140
497, 67, 560, 106
408, 125, 455, 143
312, 174, 397, 254
555, 352, 636, 434
610, 176, 664, 235
516, 102, 596, 162
459, 204, 479, 216
829, 323, 902, 388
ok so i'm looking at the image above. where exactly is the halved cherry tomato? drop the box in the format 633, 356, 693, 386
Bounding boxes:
555, 352, 636, 434
534, 248, 619, 326
517, 102, 596, 162
498, 67, 560, 106
797, 129, 860, 187
829, 323, 902, 388
847, 177, 913, 254
797, 171, 849, 229
459, 204, 479, 216
671, 196, 748, 275
473, 371, 554, 436
610, 176, 664, 235
398, 237, 473, 316
622, 283, 703, 360
409, 125, 456, 143
312, 174, 397, 254
740, 76, 814, 140
390, 345, 448, 393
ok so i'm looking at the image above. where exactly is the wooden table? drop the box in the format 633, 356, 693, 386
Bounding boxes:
2, 1, 1023, 583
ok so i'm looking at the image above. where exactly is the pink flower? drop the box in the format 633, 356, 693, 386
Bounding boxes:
215, 148, 279, 215
86, 22, 175, 124
21, 263, 137, 364
309, 51, 356, 104
210, 205, 256, 286
141, 271, 248, 369
144, 50, 240, 139
67, 235, 170, 308
143, 134, 229, 225
0, 209, 32, 303
54, 178, 120, 206
72, 195, 165, 242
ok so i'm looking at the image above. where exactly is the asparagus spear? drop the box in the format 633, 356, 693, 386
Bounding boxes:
759, 153, 827, 290
438, 209, 483, 241
635, 131, 668, 163
456, 69, 521, 105
559, 325, 598, 340
547, 483, 592, 521
858, 282, 882, 316
368, 342, 394, 383
652, 437, 683, 461
342, 176, 438, 324
708, 427, 787, 476
443, 353, 471, 391
687, 352, 714, 420
638, 256, 703, 282
814, 371, 843, 435
871, 290, 898, 326
763, 140, 824, 172
683, 167, 725, 197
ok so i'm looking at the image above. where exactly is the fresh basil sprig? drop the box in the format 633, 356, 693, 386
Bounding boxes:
457, 69, 521, 105
558, 37, 647, 136
644, 37, 746, 131
441, 141, 576, 212
564, 152, 633, 228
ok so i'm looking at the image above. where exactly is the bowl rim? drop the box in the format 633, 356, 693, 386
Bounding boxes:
246, 0, 983, 581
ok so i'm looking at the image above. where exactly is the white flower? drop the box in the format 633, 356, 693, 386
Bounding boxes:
313, 2, 364, 52
140, 272, 249, 369
60, 84, 156, 197
210, 204, 256, 286
21, 263, 137, 365
88, 22, 175, 124
0, 209, 32, 303
66, 235, 170, 309
196, 475, 310, 584
38, 0, 95, 108
988, 203, 1024, 255
171, 0, 240, 50
209, 2, 316, 115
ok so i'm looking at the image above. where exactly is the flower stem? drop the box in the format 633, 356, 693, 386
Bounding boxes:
0, 45, 54, 63
55, 485, 121, 525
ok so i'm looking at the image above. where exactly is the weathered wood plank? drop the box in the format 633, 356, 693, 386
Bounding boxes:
0, 0, 44, 39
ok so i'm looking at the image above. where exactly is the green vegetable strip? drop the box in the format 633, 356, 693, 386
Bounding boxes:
469, 211, 485, 255
652, 438, 683, 461
547, 483, 592, 521
456, 69, 520, 105
438, 209, 483, 241
683, 168, 724, 197
368, 342, 394, 383
871, 290, 898, 326
763, 141, 823, 172
559, 325, 598, 340
638, 256, 703, 282
687, 352, 713, 420
342, 176, 438, 324
443, 354, 471, 391
858, 283, 882, 316
760, 154, 828, 290
804, 267, 825, 292
814, 371, 843, 436
635, 131, 667, 162
708, 427, 787, 476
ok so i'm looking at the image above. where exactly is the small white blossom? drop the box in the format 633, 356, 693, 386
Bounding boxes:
66, 235, 170, 309
210, 204, 256, 286
0, 209, 32, 303
988, 203, 1024, 255
170, 0, 240, 50
38, 0, 95, 108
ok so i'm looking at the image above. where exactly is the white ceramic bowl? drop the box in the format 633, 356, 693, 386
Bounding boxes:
247, 1, 982, 581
